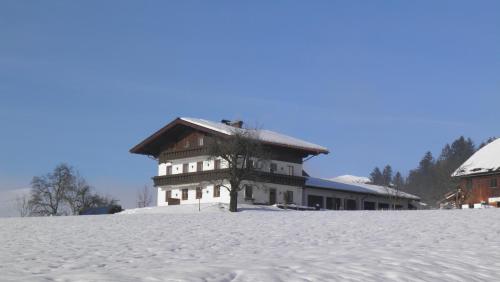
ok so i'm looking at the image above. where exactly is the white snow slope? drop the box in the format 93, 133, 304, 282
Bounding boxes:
1, 206, 500, 281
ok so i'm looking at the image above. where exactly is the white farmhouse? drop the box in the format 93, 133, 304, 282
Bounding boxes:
130, 117, 420, 210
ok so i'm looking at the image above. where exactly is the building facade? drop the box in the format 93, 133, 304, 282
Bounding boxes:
304, 177, 420, 210
452, 138, 500, 208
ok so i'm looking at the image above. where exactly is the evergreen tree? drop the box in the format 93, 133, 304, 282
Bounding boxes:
393, 171, 404, 189
369, 167, 383, 185
382, 165, 393, 186
403, 137, 477, 207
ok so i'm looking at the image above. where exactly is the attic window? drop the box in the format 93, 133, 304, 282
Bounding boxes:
490, 178, 497, 188
198, 137, 204, 146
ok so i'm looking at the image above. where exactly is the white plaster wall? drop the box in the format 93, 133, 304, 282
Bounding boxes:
158, 182, 231, 206
158, 156, 299, 176
157, 181, 303, 206
237, 181, 303, 205
159, 156, 229, 176
155, 155, 304, 207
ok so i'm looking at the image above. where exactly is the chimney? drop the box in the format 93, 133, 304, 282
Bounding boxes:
221, 119, 244, 128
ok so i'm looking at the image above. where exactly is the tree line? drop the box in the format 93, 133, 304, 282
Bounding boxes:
369, 136, 496, 207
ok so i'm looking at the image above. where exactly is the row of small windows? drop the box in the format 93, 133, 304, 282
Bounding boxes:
166, 186, 222, 202
165, 185, 293, 204
166, 160, 222, 175
166, 160, 295, 175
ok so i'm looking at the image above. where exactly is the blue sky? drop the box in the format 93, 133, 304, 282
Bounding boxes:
1, 1, 499, 209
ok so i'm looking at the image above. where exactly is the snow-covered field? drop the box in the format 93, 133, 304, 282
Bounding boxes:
1, 206, 500, 282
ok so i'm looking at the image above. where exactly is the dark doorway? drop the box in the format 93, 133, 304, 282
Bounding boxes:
363, 201, 376, 210
308, 195, 324, 209
345, 199, 357, 210
269, 189, 277, 205
326, 197, 333, 210
326, 197, 341, 210
378, 203, 389, 210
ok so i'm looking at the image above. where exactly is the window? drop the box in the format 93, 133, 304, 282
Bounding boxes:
182, 189, 188, 200
214, 159, 221, 170
213, 185, 221, 198
288, 165, 294, 176
197, 161, 203, 172
198, 137, 204, 146
183, 163, 189, 173
165, 190, 171, 201
270, 163, 277, 173
285, 191, 293, 204
166, 166, 172, 175
196, 187, 202, 199
184, 140, 190, 148
490, 178, 497, 188
245, 185, 253, 200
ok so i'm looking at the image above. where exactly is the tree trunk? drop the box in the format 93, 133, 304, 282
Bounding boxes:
229, 189, 238, 212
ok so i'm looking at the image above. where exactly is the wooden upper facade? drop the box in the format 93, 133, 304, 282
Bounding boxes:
130, 117, 329, 159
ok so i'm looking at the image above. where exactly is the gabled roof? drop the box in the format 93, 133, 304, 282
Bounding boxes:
452, 138, 500, 177
305, 177, 420, 200
130, 117, 329, 157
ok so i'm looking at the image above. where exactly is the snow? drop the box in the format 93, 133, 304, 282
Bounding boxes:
306, 177, 420, 200
2, 207, 500, 281
331, 175, 371, 184
180, 117, 329, 154
452, 138, 500, 177
119, 203, 283, 214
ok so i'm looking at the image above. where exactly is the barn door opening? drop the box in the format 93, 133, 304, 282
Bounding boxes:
269, 189, 276, 205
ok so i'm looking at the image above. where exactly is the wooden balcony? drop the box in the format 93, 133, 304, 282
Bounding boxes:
158, 147, 209, 162
153, 169, 306, 187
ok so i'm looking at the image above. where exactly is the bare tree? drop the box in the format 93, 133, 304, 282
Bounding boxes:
30, 164, 75, 216
29, 164, 120, 216
137, 185, 153, 208
206, 128, 269, 212
16, 194, 32, 217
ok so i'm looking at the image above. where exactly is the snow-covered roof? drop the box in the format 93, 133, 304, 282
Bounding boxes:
180, 117, 329, 154
452, 138, 500, 177
330, 175, 371, 184
305, 177, 420, 200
